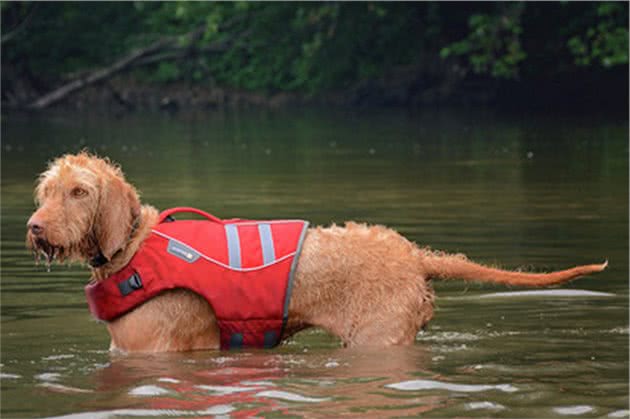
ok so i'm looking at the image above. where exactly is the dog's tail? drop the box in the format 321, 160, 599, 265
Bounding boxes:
422, 252, 607, 287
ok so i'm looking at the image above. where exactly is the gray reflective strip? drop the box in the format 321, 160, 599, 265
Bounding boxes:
258, 223, 276, 265
167, 239, 200, 263
225, 224, 241, 269
283, 221, 309, 322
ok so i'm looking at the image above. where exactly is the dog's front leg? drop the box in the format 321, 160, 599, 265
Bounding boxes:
106, 289, 220, 352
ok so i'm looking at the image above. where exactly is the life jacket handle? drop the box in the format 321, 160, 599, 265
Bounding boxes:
157, 207, 224, 224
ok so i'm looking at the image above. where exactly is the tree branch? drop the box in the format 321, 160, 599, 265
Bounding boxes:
133, 30, 248, 67
1, 4, 38, 44
27, 38, 171, 110
23, 18, 251, 110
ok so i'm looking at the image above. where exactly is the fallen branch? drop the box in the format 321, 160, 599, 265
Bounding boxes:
24, 22, 250, 110
1, 4, 38, 44
20, 11, 255, 110
132, 42, 232, 67
27, 38, 171, 110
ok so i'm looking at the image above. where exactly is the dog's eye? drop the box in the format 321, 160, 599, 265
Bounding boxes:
71, 187, 88, 198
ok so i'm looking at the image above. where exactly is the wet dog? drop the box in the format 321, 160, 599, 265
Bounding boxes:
27, 152, 607, 352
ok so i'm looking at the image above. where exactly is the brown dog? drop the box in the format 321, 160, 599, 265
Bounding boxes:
27, 152, 607, 352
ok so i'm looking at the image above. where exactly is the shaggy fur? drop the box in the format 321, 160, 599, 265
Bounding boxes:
27, 152, 608, 352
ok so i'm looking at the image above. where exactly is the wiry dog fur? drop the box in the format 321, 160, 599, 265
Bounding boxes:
27, 152, 608, 352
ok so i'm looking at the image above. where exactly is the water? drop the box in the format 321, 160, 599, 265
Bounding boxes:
1, 108, 628, 418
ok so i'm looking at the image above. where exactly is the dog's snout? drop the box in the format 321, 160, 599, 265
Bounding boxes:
27, 216, 45, 236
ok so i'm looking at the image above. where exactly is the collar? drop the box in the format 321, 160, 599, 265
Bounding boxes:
89, 214, 142, 268
89, 251, 109, 268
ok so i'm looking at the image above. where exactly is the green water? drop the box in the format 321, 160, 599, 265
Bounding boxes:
1, 108, 628, 418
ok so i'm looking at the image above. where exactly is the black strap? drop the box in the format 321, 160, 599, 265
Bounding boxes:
89, 214, 142, 268
263, 330, 279, 348
229, 333, 243, 349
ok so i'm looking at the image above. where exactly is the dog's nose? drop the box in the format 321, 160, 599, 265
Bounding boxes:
30, 223, 44, 235
27, 216, 45, 236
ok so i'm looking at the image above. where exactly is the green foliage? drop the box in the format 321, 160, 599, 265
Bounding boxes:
1, 2, 628, 100
2, 2, 143, 80
567, 2, 628, 67
151, 62, 181, 83
440, 4, 527, 79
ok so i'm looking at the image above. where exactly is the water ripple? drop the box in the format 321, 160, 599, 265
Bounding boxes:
43, 354, 76, 361
255, 390, 330, 403
37, 382, 93, 394
553, 405, 595, 415
416, 331, 481, 342
157, 377, 180, 384
479, 290, 615, 298
35, 372, 63, 382
45, 405, 235, 419
241, 380, 275, 386
465, 401, 506, 411
608, 410, 630, 418
195, 384, 261, 395
128, 385, 172, 396
386, 379, 518, 393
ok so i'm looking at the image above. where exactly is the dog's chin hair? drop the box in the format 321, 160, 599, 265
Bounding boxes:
28, 238, 63, 268
64, 236, 99, 264
28, 234, 97, 266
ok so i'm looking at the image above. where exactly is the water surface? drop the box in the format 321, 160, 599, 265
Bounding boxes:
1, 108, 628, 418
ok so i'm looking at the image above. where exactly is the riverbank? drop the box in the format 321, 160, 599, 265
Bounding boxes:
4, 66, 626, 115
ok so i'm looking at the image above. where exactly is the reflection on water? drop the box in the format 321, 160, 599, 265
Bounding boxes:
1, 108, 628, 418
385, 379, 518, 393
33, 345, 439, 418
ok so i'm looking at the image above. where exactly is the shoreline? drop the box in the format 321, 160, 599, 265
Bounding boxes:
2, 73, 627, 115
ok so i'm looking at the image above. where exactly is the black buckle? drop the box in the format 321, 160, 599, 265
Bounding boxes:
118, 273, 143, 296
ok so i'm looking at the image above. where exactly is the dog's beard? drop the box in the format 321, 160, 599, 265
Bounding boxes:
27, 233, 96, 271
28, 236, 63, 272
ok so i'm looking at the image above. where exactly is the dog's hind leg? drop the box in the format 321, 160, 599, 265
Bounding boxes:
343, 278, 435, 347
289, 224, 437, 347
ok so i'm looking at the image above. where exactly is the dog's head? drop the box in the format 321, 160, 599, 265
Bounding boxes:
27, 152, 141, 267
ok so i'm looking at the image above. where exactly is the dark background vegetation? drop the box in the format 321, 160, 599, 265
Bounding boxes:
2, 1, 628, 111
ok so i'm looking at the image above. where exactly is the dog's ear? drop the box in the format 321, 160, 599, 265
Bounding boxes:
95, 175, 141, 260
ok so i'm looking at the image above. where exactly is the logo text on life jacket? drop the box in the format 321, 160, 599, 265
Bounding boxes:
167, 240, 200, 263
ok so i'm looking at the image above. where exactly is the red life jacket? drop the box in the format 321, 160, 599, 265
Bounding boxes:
85, 207, 309, 350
